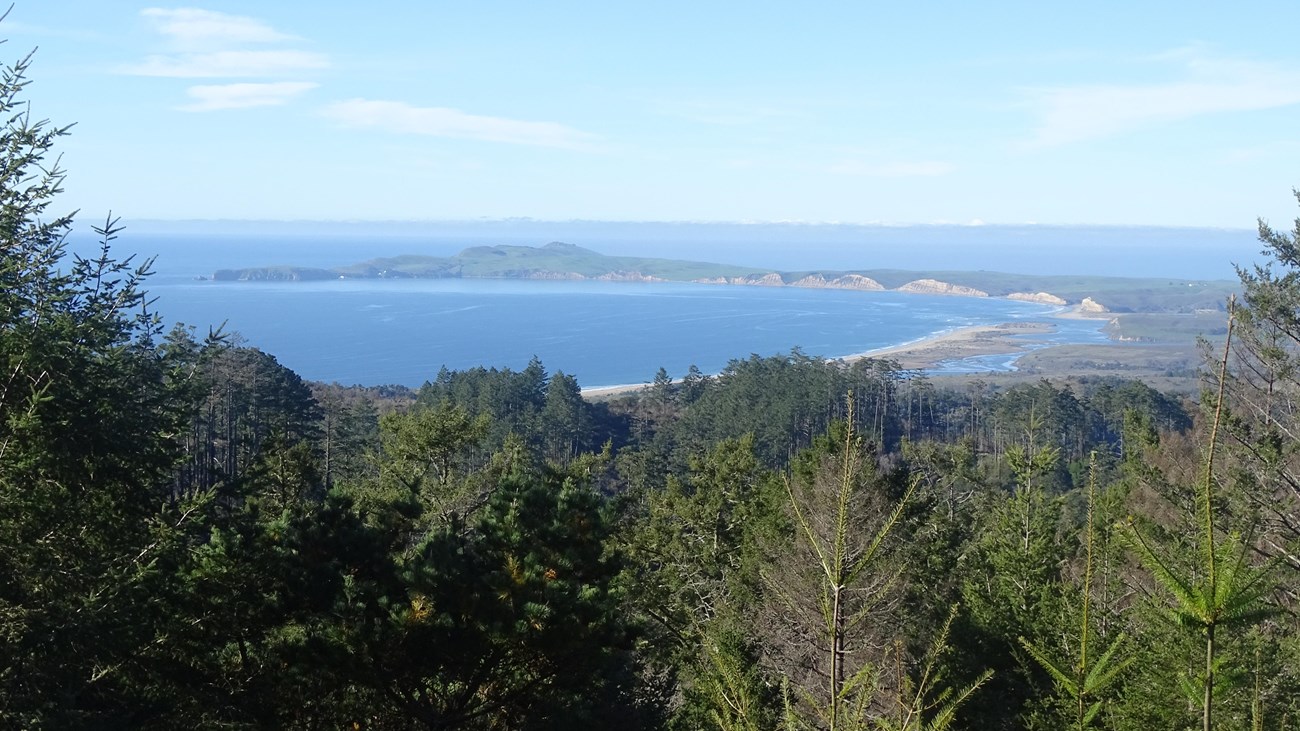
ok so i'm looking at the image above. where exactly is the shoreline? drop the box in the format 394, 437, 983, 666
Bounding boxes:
581, 306, 1106, 398
841, 320, 1060, 370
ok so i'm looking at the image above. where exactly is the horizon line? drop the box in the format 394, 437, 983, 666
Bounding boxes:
111, 217, 1258, 232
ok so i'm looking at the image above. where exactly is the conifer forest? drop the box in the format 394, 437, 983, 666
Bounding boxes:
7, 42, 1300, 731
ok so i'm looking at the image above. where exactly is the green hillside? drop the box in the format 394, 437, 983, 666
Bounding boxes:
212, 241, 1238, 312
330, 241, 769, 280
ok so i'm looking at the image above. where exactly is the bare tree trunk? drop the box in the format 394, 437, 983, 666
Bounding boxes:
1204, 625, 1215, 731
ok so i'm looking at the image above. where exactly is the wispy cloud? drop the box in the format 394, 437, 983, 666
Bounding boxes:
179, 82, 318, 111
124, 50, 329, 78
827, 160, 955, 177
321, 99, 600, 150
141, 8, 295, 47
1024, 51, 1300, 147
124, 7, 326, 110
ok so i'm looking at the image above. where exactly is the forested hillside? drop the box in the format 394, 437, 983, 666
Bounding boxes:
7, 44, 1300, 731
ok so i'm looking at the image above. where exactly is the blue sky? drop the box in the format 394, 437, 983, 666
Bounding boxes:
8, 2, 1300, 227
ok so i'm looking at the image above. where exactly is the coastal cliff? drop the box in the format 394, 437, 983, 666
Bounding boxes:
1007, 292, 1068, 305
790, 273, 886, 291
594, 271, 669, 282
897, 279, 989, 297
210, 242, 1237, 314
694, 273, 787, 286
1079, 297, 1110, 313
212, 267, 338, 281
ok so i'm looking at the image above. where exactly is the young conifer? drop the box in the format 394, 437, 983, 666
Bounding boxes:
1019, 453, 1132, 730
1122, 299, 1277, 731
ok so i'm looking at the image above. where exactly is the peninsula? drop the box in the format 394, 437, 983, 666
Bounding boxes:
212, 241, 1236, 315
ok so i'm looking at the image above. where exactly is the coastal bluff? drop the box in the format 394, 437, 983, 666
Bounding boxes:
694, 273, 886, 291
897, 279, 989, 297
788, 273, 886, 291
209, 242, 1236, 314
1007, 292, 1068, 305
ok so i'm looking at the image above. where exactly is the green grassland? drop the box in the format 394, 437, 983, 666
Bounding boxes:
1102, 311, 1230, 342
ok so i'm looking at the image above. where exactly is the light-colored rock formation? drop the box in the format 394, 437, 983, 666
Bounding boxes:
791, 273, 886, 291
1007, 292, 1067, 305
520, 270, 587, 280
702, 271, 790, 286
595, 271, 668, 283
1079, 296, 1109, 313
835, 274, 886, 290
897, 279, 988, 297
790, 275, 826, 288
747, 272, 786, 286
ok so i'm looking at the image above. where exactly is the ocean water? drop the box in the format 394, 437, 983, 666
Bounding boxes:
60, 227, 1175, 388
145, 278, 1093, 387
114, 220, 1262, 280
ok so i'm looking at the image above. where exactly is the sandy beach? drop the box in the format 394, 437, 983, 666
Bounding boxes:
581, 382, 649, 399
841, 320, 1058, 370
581, 314, 1083, 399
840, 303, 1116, 369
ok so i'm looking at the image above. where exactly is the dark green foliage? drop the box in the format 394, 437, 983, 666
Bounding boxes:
1083, 378, 1192, 453
12, 32, 1300, 729
955, 438, 1068, 730
136, 489, 380, 727
621, 435, 786, 728
1222, 191, 1300, 576
541, 370, 593, 464
991, 381, 1087, 472
616, 350, 905, 472
768, 415, 916, 728
1019, 456, 1133, 731
348, 468, 647, 729
313, 380, 389, 488
381, 399, 491, 493
171, 337, 323, 498
0, 53, 197, 722
418, 357, 627, 468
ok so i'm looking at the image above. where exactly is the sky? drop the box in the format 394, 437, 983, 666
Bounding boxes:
7, 2, 1300, 229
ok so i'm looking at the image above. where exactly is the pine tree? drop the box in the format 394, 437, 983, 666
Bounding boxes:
1019, 454, 1132, 730
0, 51, 203, 724
354, 466, 646, 728
956, 411, 1068, 730
1122, 301, 1276, 731
764, 403, 914, 729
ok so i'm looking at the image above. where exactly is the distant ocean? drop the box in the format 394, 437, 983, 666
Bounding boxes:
64, 222, 1249, 388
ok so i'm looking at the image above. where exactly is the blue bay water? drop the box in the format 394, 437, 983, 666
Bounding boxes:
149, 278, 1081, 388
64, 228, 1144, 388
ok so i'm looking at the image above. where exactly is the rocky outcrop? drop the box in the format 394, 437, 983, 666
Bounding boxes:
748, 272, 786, 287
1079, 297, 1110, 313
896, 279, 988, 297
1007, 291, 1067, 305
835, 274, 886, 290
791, 273, 886, 291
515, 270, 587, 280
790, 274, 830, 288
212, 267, 337, 281
595, 271, 668, 283
693, 273, 787, 287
